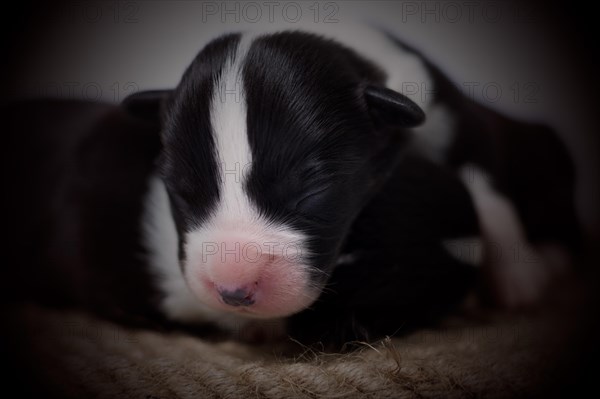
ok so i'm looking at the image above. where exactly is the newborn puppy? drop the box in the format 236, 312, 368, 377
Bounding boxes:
129, 29, 480, 343
4, 27, 580, 349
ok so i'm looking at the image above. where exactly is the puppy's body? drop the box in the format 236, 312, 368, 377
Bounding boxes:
4, 101, 163, 325
4, 26, 580, 348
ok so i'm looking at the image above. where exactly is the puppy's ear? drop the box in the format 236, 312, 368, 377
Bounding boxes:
121, 90, 172, 125
364, 85, 425, 128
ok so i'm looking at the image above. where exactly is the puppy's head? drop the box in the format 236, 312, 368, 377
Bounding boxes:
125, 31, 424, 319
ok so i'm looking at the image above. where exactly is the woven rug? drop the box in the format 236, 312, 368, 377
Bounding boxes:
5, 298, 589, 399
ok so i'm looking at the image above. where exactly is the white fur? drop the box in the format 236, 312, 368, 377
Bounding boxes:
210, 33, 255, 222
459, 165, 548, 306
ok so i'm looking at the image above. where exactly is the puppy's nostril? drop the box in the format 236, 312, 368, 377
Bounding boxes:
219, 288, 255, 307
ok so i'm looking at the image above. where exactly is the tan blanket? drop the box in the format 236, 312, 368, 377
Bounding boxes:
6, 303, 578, 399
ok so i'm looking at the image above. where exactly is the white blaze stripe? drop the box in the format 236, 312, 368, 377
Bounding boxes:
211, 34, 255, 221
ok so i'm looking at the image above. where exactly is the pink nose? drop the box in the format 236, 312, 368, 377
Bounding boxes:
185, 234, 317, 317
205, 239, 273, 306
217, 286, 255, 307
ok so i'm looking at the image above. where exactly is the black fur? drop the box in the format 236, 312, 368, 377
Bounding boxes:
288, 152, 479, 348
286, 34, 582, 348
3, 100, 163, 326
241, 31, 414, 282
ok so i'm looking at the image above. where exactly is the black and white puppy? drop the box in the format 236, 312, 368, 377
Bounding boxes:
4, 25, 580, 348
132, 28, 478, 340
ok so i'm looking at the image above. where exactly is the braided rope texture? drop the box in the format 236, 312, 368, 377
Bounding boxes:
8, 305, 571, 399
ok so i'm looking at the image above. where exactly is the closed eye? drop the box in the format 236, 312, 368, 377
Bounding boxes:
295, 187, 329, 208
294, 187, 334, 224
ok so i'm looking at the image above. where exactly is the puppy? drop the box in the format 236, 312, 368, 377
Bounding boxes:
3, 26, 580, 349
